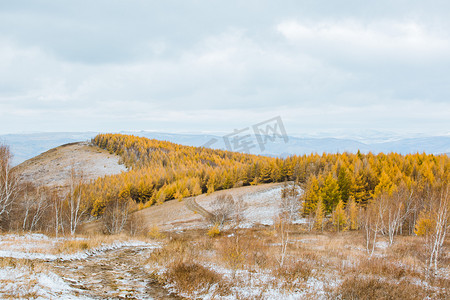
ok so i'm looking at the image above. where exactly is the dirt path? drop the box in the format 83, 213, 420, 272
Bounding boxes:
50, 245, 181, 299
184, 197, 213, 220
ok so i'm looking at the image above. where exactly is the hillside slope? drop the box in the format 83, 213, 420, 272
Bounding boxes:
13, 142, 126, 191
81, 183, 287, 234
135, 182, 289, 231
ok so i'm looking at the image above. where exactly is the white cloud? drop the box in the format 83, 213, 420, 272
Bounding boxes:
276, 20, 450, 62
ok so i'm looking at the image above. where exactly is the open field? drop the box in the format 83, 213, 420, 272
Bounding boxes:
1, 228, 448, 299
148, 228, 449, 299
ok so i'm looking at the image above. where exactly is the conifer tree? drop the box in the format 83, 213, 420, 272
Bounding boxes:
303, 175, 321, 215
347, 197, 359, 230
314, 196, 325, 232
321, 173, 341, 213
373, 171, 396, 197
351, 172, 370, 203
259, 164, 272, 183
332, 199, 347, 232
337, 167, 352, 203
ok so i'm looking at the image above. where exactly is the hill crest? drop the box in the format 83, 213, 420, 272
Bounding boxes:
14, 142, 126, 192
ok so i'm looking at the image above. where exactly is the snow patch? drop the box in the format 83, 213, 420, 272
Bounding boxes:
0, 234, 158, 261
0, 266, 86, 299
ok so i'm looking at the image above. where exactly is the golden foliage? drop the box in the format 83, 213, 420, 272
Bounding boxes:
207, 223, 221, 237
82, 134, 449, 223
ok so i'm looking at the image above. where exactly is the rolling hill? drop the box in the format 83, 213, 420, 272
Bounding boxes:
2, 131, 450, 166
13, 142, 126, 193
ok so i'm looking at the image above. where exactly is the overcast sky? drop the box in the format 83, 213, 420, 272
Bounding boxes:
1, 1, 449, 136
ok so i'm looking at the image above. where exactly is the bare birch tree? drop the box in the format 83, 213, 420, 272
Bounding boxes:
428, 184, 449, 276
29, 187, 51, 232
66, 167, 87, 235
416, 183, 450, 277
376, 185, 414, 245
362, 199, 384, 256
0, 144, 19, 230
53, 190, 65, 237
276, 182, 301, 267
103, 197, 131, 234
20, 183, 35, 231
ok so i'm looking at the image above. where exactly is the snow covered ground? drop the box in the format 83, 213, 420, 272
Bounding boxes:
199, 182, 305, 228
0, 233, 152, 261
0, 233, 164, 299
0, 266, 85, 299
136, 182, 303, 231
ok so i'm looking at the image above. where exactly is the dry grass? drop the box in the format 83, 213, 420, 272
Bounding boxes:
56, 240, 90, 253
164, 262, 229, 297
273, 261, 313, 291
354, 257, 420, 280
0, 257, 49, 299
388, 236, 424, 267
0, 256, 46, 271
0, 232, 148, 256
207, 223, 221, 237
148, 236, 198, 267
2, 227, 447, 299
335, 276, 442, 300
144, 228, 449, 298
54, 233, 134, 254
214, 228, 278, 271
147, 224, 165, 239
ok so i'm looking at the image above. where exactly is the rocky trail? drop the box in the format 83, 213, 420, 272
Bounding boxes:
50, 245, 181, 299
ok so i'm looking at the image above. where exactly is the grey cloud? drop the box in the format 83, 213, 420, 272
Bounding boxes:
0, 1, 449, 135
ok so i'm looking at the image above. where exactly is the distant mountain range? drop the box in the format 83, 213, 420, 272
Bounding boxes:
1, 131, 449, 166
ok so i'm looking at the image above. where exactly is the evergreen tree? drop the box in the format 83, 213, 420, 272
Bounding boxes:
303, 175, 321, 215
346, 197, 358, 230
332, 199, 347, 232
259, 164, 272, 183
351, 171, 370, 203
337, 167, 352, 203
373, 171, 396, 197
314, 196, 325, 232
321, 173, 341, 213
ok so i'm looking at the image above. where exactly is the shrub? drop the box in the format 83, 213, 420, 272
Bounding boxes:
207, 223, 221, 237
148, 224, 164, 239
209, 194, 235, 225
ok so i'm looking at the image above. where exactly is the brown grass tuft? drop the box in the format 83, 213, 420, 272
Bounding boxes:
355, 257, 415, 279
273, 261, 313, 291
148, 236, 197, 266
335, 276, 429, 300
56, 240, 90, 253
164, 262, 228, 297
